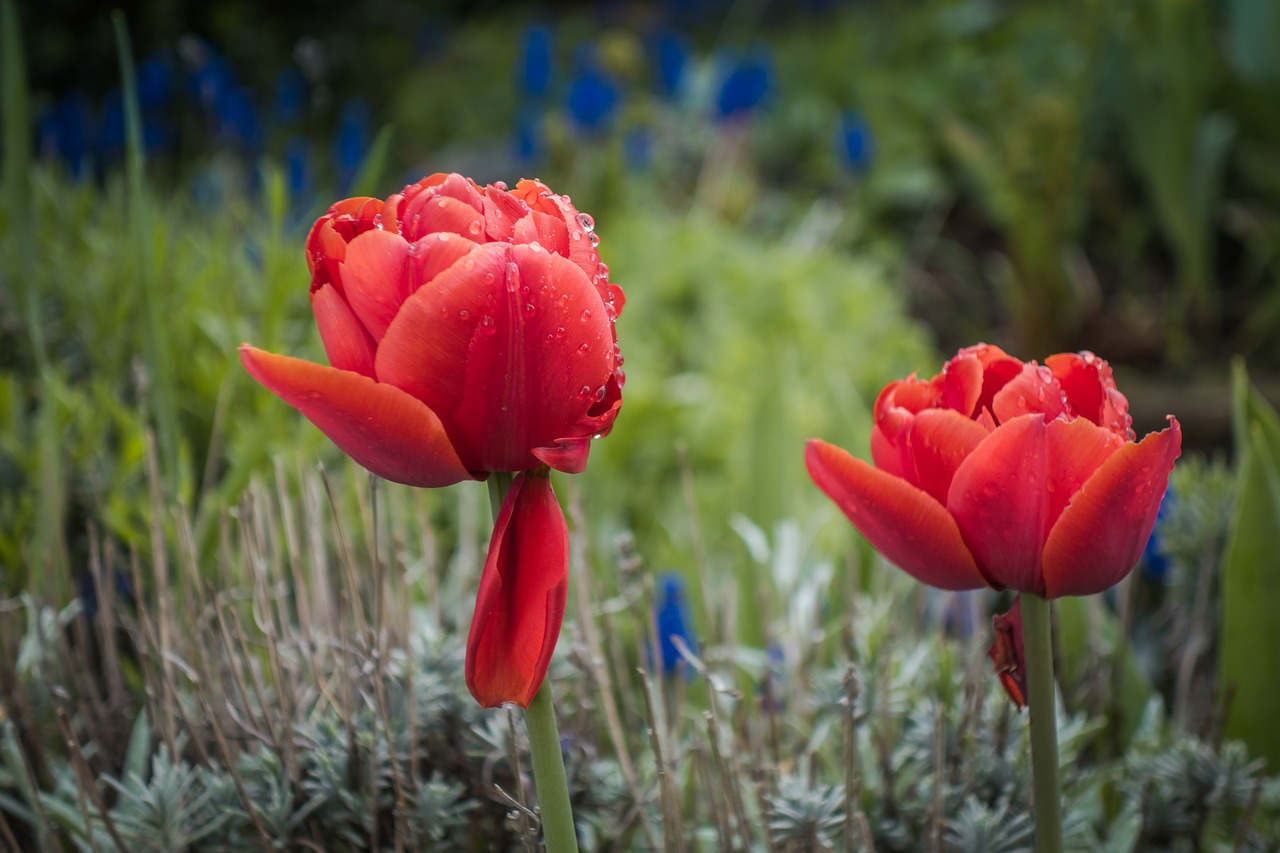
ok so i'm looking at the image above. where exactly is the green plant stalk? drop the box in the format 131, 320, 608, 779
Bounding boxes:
486, 474, 579, 852
1022, 593, 1063, 853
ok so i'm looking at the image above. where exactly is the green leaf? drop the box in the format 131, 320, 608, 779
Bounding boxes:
1219, 361, 1280, 767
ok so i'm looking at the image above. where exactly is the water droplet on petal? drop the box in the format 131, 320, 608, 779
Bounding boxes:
524, 303, 536, 316
580, 309, 592, 322
577, 212, 595, 232
593, 385, 607, 402
468, 220, 483, 236
577, 385, 592, 398
589, 232, 601, 248
578, 343, 590, 352
458, 309, 470, 319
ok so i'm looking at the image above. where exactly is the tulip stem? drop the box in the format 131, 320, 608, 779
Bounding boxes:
1022, 593, 1063, 853
524, 680, 579, 852
486, 473, 578, 851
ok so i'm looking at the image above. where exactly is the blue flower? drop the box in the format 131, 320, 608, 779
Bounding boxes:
1140, 488, 1175, 582
274, 67, 308, 126
519, 25, 554, 98
715, 49, 773, 120
655, 32, 689, 97
333, 98, 371, 193
567, 68, 619, 133
653, 572, 696, 676
837, 110, 874, 174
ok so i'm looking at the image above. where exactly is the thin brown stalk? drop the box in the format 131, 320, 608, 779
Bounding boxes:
930, 702, 945, 853
638, 666, 683, 851
0, 806, 24, 853
843, 665, 861, 853
505, 707, 539, 853
54, 704, 126, 853
193, 682, 276, 851
706, 699, 752, 851
143, 431, 178, 758
676, 441, 714, 640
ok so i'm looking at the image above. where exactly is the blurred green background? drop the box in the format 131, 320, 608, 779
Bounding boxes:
4, 1, 1280, 848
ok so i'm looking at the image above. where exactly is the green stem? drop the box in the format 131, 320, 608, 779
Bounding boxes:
1022, 593, 1063, 853
525, 680, 579, 852
485, 473, 578, 852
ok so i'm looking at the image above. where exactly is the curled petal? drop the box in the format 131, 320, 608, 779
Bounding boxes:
466, 470, 568, 708
239, 345, 473, 488
311, 284, 376, 377
988, 598, 1027, 710
402, 191, 486, 243
1042, 418, 1182, 598
947, 414, 1049, 594
1046, 351, 1134, 440
991, 362, 1067, 425
805, 439, 988, 591
938, 352, 985, 417
408, 231, 478, 293
483, 185, 529, 240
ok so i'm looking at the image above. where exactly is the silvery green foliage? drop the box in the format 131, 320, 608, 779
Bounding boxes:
766, 775, 846, 851
102, 746, 229, 852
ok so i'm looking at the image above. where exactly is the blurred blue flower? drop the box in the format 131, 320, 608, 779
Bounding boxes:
655, 31, 689, 97
215, 85, 262, 151
837, 110, 874, 173
136, 52, 174, 112
519, 25, 554, 98
513, 103, 543, 163
567, 68, 619, 133
96, 89, 126, 162
624, 126, 653, 169
1141, 487, 1175, 581
285, 135, 314, 199
333, 98, 371, 193
715, 49, 773, 120
274, 67, 308, 126
652, 572, 696, 676
37, 91, 91, 178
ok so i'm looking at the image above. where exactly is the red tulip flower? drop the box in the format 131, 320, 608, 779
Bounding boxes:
240, 173, 625, 707
805, 344, 1180, 598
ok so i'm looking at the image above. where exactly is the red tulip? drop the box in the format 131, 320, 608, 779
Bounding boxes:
241, 173, 625, 707
805, 344, 1180, 598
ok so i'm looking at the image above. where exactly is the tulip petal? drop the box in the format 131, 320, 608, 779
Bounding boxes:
402, 192, 486, 243
1046, 351, 1133, 440
947, 414, 1049, 594
1042, 418, 1182, 598
311, 284, 376, 377
904, 408, 990, 504
341, 229, 413, 341
466, 470, 568, 708
1043, 416, 1124, 538
408, 232, 478, 293
378, 243, 615, 473
805, 439, 988, 591
991, 362, 1067, 425
239, 345, 473, 488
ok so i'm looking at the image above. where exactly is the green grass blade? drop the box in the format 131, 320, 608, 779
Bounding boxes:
349, 123, 395, 198
1220, 361, 1280, 767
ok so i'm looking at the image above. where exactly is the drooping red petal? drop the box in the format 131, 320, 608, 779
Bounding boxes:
947, 414, 1049, 594
239, 345, 474, 488
377, 243, 615, 473
311, 284, 376, 377
903, 408, 989, 504
988, 598, 1027, 711
1043, 416, 1124, 539
465, 470, 569, 708
340, 229, 412, 341
1042, 418, 1182, 598
805, 439, 988, 591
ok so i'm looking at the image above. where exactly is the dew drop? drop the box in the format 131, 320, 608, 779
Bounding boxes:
506, 262, 520, 293
555, 326, 566, 338
463, 258, 476, 271
437, 198, 449, 208
580, 309, 592, 322
437, 232, 451, 242
481, 314, 495, 328
458, 309, 470, 319
589, 232, 601, 247
572, 231, 583, 241
482, 272, 496, 284
373, 213, 384, 230
468, 220, 483, 235
494, 180, 509, 191
578, 343, 590, 352
577, 212, 595, 232
524, 303, 537, 316
593, 385, 607, 402
530, 240, 543, 252
577, 385, 592, 398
